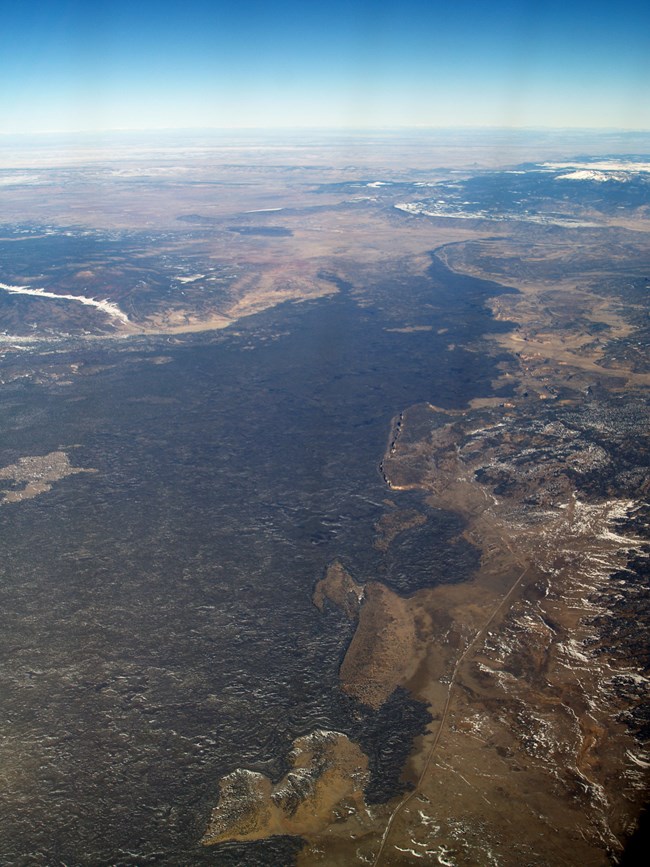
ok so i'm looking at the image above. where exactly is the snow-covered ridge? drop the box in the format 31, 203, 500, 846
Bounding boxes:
0, 282, 129, 324
394, 202, 599, 228
554, 170, 629, 182
542, 159, 650, 182
543, 160, 650, 173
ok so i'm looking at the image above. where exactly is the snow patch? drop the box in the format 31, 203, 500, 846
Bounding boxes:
543, 160, 650, 173
555, 170, 625, 182
0, 282, 129, 325
626, 750, 650, 769
0, 174, 42, 186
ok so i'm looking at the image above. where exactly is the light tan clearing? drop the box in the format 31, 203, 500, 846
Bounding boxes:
339, 582, 420, 710
0, 451, 96, 504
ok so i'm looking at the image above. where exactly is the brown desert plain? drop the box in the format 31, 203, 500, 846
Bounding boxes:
0, 131, 648, 865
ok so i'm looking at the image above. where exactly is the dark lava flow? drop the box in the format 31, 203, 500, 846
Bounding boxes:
0, 254, 515, 865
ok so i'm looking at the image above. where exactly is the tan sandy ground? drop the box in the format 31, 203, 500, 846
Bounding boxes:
200, 218, 649, 864
0, 451, 96, 504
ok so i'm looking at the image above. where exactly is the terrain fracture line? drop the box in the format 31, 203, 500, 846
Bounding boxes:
372, 563, 530, 866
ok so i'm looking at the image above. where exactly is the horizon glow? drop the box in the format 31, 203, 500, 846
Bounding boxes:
2, 0, 649, 135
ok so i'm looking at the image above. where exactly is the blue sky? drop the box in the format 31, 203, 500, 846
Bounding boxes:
2, 0, 648, 133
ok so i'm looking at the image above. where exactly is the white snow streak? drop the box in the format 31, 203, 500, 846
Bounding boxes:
0, 282, 129, 324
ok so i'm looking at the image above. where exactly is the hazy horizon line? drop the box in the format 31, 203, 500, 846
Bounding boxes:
2, 124, 650, 138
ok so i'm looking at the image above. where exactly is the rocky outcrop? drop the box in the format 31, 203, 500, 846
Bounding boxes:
313, 560, 364, 621
202, 730, 369, 845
